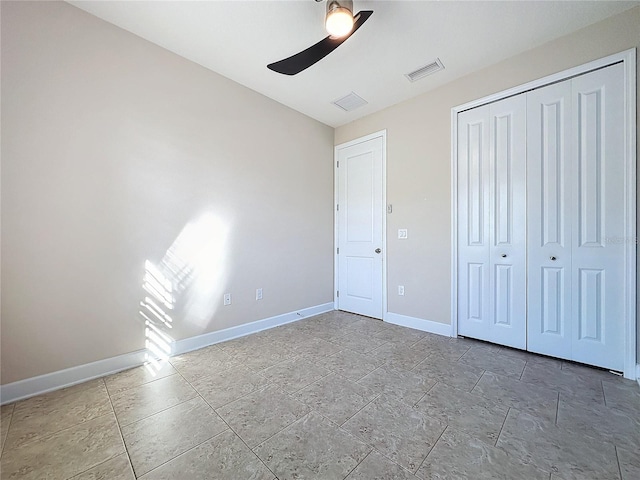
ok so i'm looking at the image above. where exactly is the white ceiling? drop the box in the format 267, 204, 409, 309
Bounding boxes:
69, 0, 639, 127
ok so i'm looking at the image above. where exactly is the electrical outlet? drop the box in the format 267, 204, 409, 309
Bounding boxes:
398, 285, 405, 296
256, 288, 263, 300
224, 293, 231, 306
398, 229, 408, 239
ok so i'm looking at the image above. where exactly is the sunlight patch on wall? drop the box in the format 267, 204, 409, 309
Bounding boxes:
140, 212, 230, 374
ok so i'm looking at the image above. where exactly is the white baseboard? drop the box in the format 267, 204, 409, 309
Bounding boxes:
0, 302, 334, 405
0, 350, 148, 406
384, 312, 451, 337
171, 302, 334, 356
636, 364, 640, 386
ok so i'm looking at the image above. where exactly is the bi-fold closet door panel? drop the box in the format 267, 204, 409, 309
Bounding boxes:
457, 95, 527, 349
528, 64, 626, 370
526, 80, 573, 360
569, 64, 625, 370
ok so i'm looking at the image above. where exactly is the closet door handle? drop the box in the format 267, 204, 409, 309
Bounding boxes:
550, 256, 557, 261
501, 254, 507, 258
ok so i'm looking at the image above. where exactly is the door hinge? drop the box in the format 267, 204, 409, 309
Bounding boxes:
337, 247, 339, 254
336, 290, 339, 298
336, 204, 339, 211
337, 160, 339, 168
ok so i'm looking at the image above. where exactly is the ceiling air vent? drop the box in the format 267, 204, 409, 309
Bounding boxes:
405, 58, 445, 82
332, 92, 368, 112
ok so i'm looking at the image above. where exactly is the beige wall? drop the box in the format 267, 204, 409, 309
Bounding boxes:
335, 7, 640, 335
1, 1, 334, 384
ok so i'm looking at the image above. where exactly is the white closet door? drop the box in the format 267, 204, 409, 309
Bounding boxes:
527, 80, 573, 359
458, 105, 491, 341
458, 96, 526, 348
570, 64, 625, 371
487, 96, 527, 349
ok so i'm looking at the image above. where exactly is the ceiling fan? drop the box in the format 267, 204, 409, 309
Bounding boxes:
267, 0, 373, 76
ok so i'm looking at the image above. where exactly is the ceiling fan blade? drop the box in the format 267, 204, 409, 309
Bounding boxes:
267, 10, 373, 76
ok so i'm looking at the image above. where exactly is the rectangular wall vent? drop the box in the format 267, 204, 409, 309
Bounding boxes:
405, 58, 445, 82
332, 92, 368, 112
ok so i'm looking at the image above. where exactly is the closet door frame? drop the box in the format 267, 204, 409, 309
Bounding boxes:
450, 49, 637, 380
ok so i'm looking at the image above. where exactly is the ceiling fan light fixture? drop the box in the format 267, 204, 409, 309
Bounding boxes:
325, 1, 354, 38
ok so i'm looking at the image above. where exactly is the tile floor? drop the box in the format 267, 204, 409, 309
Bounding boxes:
1, 310, 639, 479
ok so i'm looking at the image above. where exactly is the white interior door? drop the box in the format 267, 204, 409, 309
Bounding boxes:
527, 79, 573, 360
570, 64, 625, 371
336, 136, 384, 319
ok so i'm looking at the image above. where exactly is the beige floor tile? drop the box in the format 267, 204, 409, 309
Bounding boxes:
288, 334, 342, 358
520, 363, 605, 404
111, 374, 197, 426
104, 361, 176, 396
191, 364, 269, 408
139, 430, 274, 479
230, 341, 297, 372
5, 311, 636, 480
70, 452, 135, 479
329, 332, 389, 354
312, 349, 384, 381
346, 450, 417, 480
496, 347, 563, 369
561, 361, 622, 382
556, 395, 640, 452
254, 411, 371, 480
412, 354, 484, 391
260, 357, 331, 393
372, 323, 427, 346
496, 408, 619, 480
617, 445, 640, 480
357, 364, 436, 406
367, 343, 431, 371
417, 427, 549, 480
344, 318, 391, 336
4, 379, 112, 451
602, 378, 640, 418
251, 325, 307, 343
0, 412, 124, 480
410, 336, 471, 361
459, 347, 526, 378
121, 396, 228, 477
308, 327, 355, 343
1, 403, 15, 455
216, 385, 310, 448
342, 394, 446, 473
170, 345, 238, 382
295, 373, 378, 425
217, 333, 270, 354
415, 382, 508, 445
471, 370, 559, 422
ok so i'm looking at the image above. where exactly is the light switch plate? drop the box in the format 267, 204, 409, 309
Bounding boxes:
398, 229, 408, 239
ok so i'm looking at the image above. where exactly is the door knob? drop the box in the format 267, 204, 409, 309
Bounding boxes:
501, 254, 507, 258
550, 256, 557, 261
375, 248, 381, 254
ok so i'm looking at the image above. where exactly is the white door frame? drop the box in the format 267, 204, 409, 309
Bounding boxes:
450, 49, 637, 379
334, 130, 387, 320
